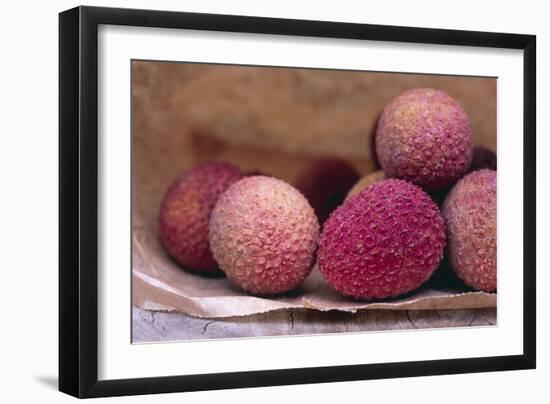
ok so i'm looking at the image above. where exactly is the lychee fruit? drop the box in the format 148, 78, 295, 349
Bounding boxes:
376, 88, 474, 189
442, 169, 497, 292
345, 170, 387, 201
158, 162, 243, 273
427, 146, 496, 207
209, 176, 320, 295
294, 158, 359, 223
318, 179, 446, 300
468, 146, 497, 173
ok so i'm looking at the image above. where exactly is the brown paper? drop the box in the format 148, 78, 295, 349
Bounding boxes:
133, 227, 496, 318
131, 62, 497, 319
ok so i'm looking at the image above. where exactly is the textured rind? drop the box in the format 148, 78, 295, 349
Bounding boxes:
159, 162, 243, 273
318, 179, 446, 300
428, 146, 496, 207
376, 88, 474, 189
209, 176, 320, 295
442, 169, 497, 292
295, 158, 359, 223
345, 170, 387, 201
468, 146, 497, 173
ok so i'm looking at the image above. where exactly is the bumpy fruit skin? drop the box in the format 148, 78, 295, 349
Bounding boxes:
209, 176, 320, 295
442, 169, 497, 292
159, 162, 243, 273
376, 88, 474, 189
468, 146, 497, 173
295, 158, 359, 223
429, 146, 496, 206
345, 170, 387, 201
318, 179, 446, 300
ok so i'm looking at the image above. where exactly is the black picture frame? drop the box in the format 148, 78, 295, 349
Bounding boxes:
59, 5, 536, 398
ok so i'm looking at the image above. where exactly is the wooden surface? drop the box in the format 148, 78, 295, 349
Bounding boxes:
132, 307, 496, 342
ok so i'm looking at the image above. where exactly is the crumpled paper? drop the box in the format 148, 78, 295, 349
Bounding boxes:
131, 62, 497, 319
132, 227, 496, 318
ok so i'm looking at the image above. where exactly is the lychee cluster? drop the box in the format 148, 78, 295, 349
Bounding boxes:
324, 88, 496, 298
159, 164, 320, 295
157, 87, 496, 300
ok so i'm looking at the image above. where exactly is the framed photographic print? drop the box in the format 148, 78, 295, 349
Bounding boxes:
59, 5, 536, 398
